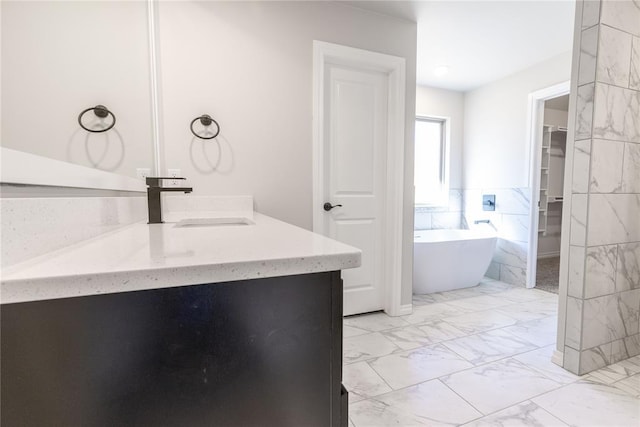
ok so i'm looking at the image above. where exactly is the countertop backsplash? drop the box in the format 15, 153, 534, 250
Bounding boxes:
1, 196, 146, 268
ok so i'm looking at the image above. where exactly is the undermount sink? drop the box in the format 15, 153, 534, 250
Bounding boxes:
174, 217, 254, 228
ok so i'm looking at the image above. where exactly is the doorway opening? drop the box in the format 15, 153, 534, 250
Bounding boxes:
526, 83, 571, 293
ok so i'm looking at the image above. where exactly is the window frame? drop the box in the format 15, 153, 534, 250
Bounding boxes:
414, 115, 451, 208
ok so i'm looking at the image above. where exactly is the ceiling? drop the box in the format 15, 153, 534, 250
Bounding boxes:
341, 0, 576, 92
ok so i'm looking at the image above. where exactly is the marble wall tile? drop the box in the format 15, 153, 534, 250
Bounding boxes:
576, 83, 595, 140
465, 188, 530, 215
579, 343, 612, 374
485, 261, 500, 280
570, 193, 588, 246
592, 83, 640, 143
431, 212, 462, 229
611, 334, 640, 364
462, 188, 482, 213
464, 211, 502, 231
566, 297, 584, 349
572, 139, 592, 193
589, 139, 624, 193
587, 194, 640, 246
448, 189, 463, 212
616, 242, 640, 291
493, 239, 528, 268
499, 214, 529, 242
582, 0, 601, 29
620, 289, 640, 337
568, 245, 586, 298
414, 189, 463, 230
584, 245, 618, 298
579, 25, 599, 85
596, 25, 633, 86
621, 142, 640, 193
493, 188, 531, 215
600, 0, 640, 37
623, 334, 640, 359
414, 211, 432, 230
564, 346, 581, 374
631, 36, 640, 90
582, 290, 640, 349
500, 265, 527, 287
415, 189, 462, 214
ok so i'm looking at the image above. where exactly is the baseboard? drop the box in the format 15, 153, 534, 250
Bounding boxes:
394, 304, 413, 316
383, 303, 413, 317
538, 251, 560, 259
552, 349, 564, 367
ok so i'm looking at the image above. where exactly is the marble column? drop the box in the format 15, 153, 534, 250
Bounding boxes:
563, 0, 640, 375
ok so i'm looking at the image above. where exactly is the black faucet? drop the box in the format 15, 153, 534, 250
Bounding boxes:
146, 177, 193, 224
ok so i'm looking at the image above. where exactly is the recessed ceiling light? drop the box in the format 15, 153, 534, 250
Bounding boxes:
433, 65, 449, 77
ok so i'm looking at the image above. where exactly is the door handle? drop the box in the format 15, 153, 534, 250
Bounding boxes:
323, 202, 343, 212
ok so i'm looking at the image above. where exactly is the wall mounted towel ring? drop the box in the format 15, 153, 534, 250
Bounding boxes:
190, 114, 220, 140
78, 105, 116, 133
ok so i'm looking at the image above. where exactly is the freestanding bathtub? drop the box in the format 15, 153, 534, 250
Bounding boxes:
413, 228, 497, 294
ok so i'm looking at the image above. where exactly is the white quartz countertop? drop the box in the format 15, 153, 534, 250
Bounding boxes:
1, 212, 361, 304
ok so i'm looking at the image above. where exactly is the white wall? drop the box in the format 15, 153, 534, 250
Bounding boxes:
463, 52, 573, 189
415, 86, 464, 189
461, 51, 572, 286
544, 108, 570, 128
157, 1, 417, 305
1, 1, 154, 177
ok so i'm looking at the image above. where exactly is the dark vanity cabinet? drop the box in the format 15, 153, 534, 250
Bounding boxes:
1, 271, 348, 426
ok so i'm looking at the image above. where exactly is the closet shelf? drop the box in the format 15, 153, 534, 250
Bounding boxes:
538, 123, 566, 240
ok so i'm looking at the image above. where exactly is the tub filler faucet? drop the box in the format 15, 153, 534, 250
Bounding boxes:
146, 177, 193, 224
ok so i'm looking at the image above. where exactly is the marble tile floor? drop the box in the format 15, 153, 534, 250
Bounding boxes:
344, 278, 640, 426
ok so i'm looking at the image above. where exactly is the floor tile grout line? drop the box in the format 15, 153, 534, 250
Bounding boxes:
345, 311, 560, 366
347, 279, 640, 425
435, 377, 487, 420
444, 364, 568, 421
348, 345, 559, 404
363, 358, 396, 393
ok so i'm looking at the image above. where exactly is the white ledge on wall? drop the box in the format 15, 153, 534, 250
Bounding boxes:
0, 147, 146, 193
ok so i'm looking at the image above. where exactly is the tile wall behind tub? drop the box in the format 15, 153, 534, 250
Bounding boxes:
562, 0, 640, 375
463, 188, 531, 286
414, 189, 463, 231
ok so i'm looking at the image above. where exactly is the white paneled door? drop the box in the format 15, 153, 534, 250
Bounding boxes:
321, 64, 388, 316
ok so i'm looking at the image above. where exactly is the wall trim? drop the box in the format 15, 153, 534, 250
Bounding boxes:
525, 81, 570, 289
551, 349, 564, 367
396, 304, 413, 316
312, 40, 406, 317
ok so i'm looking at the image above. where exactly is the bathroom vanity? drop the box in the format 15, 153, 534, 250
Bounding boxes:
1, 209, 360, 427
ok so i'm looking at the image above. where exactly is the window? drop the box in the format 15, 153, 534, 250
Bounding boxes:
414, 117, 449, 207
